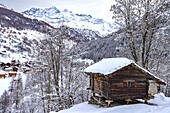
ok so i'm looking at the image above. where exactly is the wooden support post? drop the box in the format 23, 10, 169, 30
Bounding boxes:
105, 100, 113, 107
87, 87, 91, 102
0, 74, 6, 78
125, 99, 132, 105
143, 98, 148, 104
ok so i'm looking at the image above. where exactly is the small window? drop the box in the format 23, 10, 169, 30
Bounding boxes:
123, 80, 135, 87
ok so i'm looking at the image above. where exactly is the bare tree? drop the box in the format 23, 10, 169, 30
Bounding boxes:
111, 0, 169, 69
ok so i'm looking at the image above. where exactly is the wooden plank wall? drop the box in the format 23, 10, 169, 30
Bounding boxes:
92, 74, 110, 99
90, 65, 150, 100
109, 66, 148, 100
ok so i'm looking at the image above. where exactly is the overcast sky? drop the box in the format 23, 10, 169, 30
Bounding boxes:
0, 0, 114, 22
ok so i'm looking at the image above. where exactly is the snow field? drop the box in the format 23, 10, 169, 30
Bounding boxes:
52, 93, 170, 113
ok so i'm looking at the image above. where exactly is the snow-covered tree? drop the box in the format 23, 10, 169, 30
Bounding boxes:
111, 0, 170, 95
18, 26, 89, 112
110, 0, 170, 69
0, 90, 9, 113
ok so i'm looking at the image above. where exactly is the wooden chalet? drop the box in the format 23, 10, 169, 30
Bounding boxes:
0, 70, 6, 78
0, 73, 6, 78
84, 58, 166, 102
8, 72, 17, 77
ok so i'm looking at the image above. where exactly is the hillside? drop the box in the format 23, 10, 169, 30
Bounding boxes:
0, 7, 53, 32
0, 1, 170, 113
0, 27, 44, 95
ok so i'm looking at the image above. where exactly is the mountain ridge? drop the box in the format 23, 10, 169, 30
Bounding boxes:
0, 7, 54, 33
22, 6, 119, 36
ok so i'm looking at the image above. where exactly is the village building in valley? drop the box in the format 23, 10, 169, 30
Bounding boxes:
84, 58, 166, 105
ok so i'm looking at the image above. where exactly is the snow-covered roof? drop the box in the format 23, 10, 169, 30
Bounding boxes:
84, 58, 165, 84
84, 58, 133, 75
0, 69, 6, 74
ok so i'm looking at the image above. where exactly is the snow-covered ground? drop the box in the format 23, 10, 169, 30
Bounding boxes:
51, 93, 170, 113
0, 72, 27, 96
0, 77, 12, 95
0, 28, 44, 96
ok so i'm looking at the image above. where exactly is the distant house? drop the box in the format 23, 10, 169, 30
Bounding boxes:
0, 70, 6, 78
84, 58, 166, 102
8, 72, 17, 77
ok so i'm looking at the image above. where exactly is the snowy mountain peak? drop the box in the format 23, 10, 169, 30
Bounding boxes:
24, 6, 60, 18
23, 6, 119, 36
0, 3, 7, 9
63, 8, 70, 13
24, 7, 43, 17
44, 6, 60, 14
